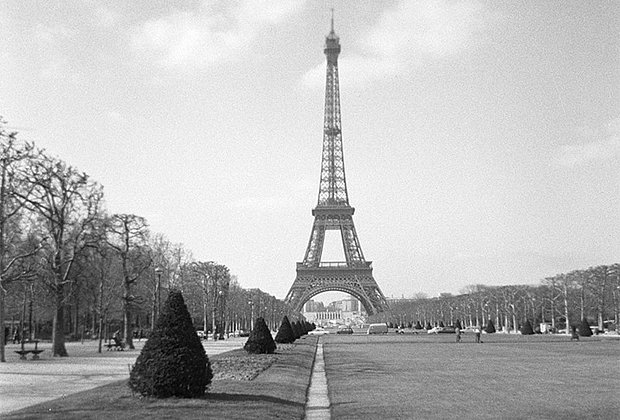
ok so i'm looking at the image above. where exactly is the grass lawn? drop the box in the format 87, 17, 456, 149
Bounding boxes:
323, 333, 620, 419
4, 337, 318, 420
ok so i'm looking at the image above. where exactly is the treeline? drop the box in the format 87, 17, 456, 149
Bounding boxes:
0, 118, 297, 362
381, 264, 620, 334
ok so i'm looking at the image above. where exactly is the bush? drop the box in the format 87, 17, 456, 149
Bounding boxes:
274, 316, 295, 344
578, 318, 593, 337
129, 289, 212, 398
439, 320, 445, 328
244, 317, 276, 354
521, 319, 535, 335
425, 322, 432, 330
292, 321, 301, 339
454, 319, 462, 330
485, 320, 496, 334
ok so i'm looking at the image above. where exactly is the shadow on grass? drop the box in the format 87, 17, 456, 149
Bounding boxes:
202, 391, 304, 407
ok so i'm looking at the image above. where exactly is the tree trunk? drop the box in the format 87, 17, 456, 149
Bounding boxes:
563, 283, 570, 336
551, 297, 556, 329
123, 281, 134, 350
52, 286, 68, 357
97, 314, 104, 353
597, 281, 606, 331
0, 288, 5, 362
613, 287, 619, 334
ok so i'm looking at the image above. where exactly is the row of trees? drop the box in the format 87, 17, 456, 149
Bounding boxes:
380, 264, 620, 334
0, 118, 300, 362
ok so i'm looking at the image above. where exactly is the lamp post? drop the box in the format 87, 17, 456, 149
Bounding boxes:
154, 267, 163, 321
213, 290, 222, 341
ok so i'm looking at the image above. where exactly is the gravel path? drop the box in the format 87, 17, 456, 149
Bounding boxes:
0, 338, 245, 415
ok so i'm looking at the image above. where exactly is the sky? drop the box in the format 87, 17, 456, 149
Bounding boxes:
1, 1, 619, 304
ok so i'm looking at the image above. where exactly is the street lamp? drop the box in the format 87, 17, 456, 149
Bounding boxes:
154, 267, 163, 320
213, 290, 222, 341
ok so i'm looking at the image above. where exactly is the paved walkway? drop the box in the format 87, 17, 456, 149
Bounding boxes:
0, 338, 245, 415
305, 339, 331, 420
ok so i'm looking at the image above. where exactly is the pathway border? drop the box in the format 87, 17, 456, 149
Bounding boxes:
304, 338, 331, 420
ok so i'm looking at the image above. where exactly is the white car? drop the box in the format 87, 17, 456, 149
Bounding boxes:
308, 327, 330, 336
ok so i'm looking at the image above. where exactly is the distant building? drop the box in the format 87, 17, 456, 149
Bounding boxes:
304, 299, 325, 312
303, 296, 365, 326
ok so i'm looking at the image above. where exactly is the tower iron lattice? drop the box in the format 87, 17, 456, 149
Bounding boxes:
285, 18, 388, 315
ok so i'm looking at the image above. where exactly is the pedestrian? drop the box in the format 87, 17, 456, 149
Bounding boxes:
455, 327, 461, 343
474, 326, 481, 344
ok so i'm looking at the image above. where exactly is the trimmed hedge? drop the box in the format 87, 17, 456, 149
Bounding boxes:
521, 319, 535, 335
292, 321, 301, 339
485, 320, 496, 334
244, 317, 277, 354
275, 316, 296, 344
578, 318, 593, 337
129, 289, 213, 398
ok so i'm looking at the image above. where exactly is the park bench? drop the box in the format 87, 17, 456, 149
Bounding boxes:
105, 337, 125, 351
14, 340, 44, 360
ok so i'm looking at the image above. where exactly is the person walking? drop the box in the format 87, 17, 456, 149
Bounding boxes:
455, 327, 461, 343
474, 326, 481, 344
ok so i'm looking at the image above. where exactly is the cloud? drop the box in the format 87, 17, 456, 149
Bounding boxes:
34, 24, 78, 80
35, 23, 75, 44
94, 6, 121, 28
131, 0, 305, 71
555, 117, 620, 167
302, 0, 489, 88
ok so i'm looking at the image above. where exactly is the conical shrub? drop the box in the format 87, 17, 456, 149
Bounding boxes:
129, 289, 212, 398
454, 319, 463, 330
485, 320, 496, 334
292, 321, 301, 339
275, 316, 295, 344
415, 321, 423, 329
244, 317, 276, 354
521, 319, 535, 335
578, 318, 593, 337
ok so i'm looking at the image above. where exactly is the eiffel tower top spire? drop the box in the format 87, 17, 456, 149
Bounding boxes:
317, 12, 349, 210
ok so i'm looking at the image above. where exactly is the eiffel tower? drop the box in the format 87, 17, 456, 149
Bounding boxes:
285, 17, 388, 315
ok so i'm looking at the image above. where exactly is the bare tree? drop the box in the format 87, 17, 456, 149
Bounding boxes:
105, 214, 151, 350
588, 265, 612, 331
0, 121, 43, 362
17, 153, 103, 357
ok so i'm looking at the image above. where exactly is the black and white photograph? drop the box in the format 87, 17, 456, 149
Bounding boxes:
1, 1, 619, 418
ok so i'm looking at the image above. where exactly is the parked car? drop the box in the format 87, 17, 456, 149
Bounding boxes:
438, 326, 456, 334
337, 326, 353, 335
367, 323, 388, 334
196, 330, 206, 339
428, 326, 456, 334
309, 327, 330, 336
237, 329, 250, 337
